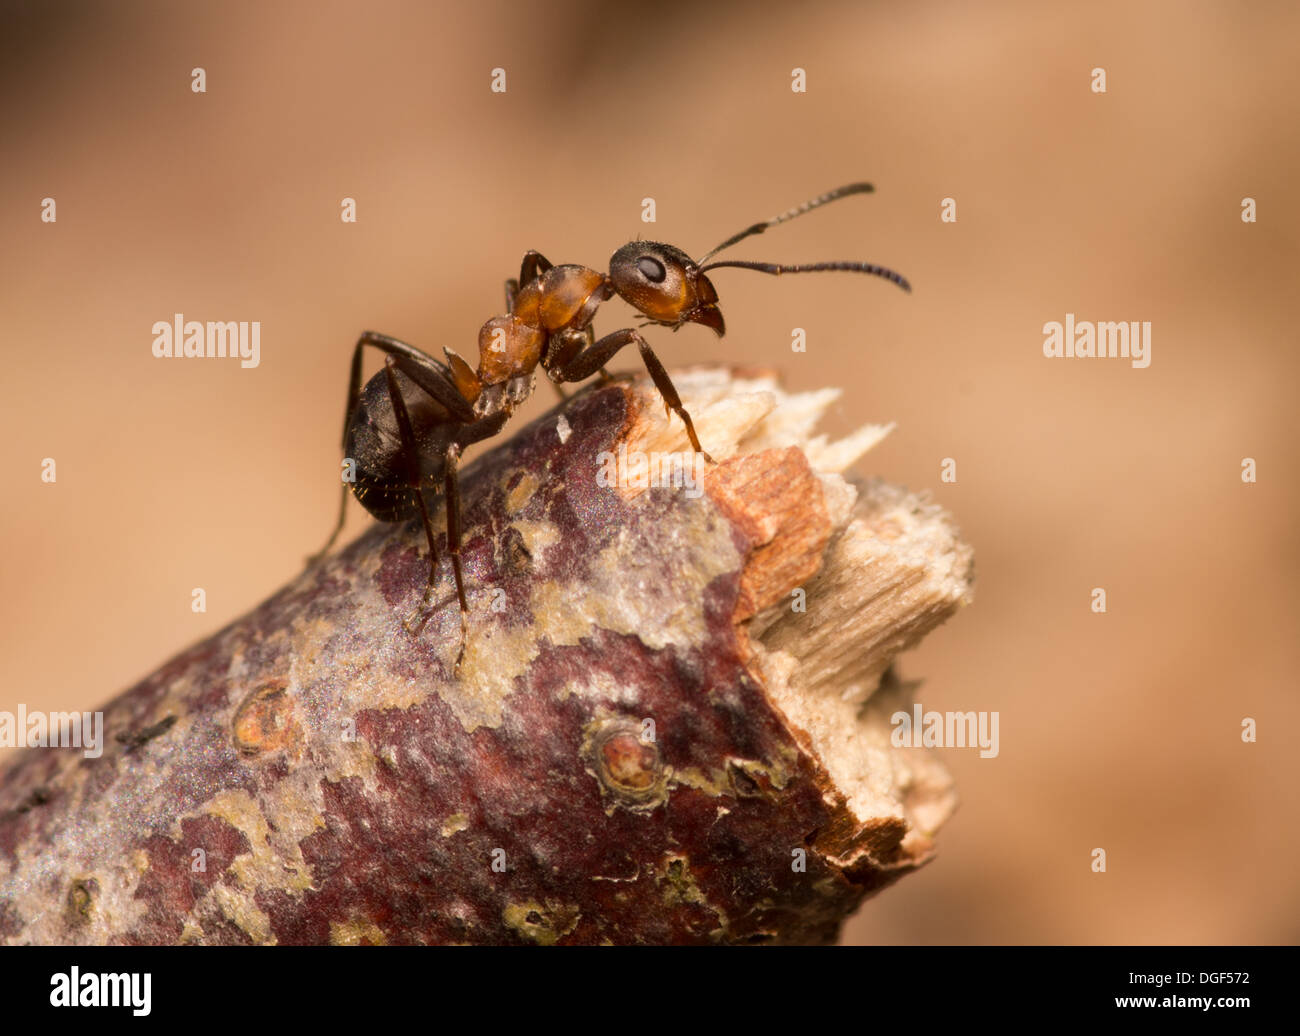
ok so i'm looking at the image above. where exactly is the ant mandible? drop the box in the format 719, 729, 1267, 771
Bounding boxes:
307, 182, 910, 670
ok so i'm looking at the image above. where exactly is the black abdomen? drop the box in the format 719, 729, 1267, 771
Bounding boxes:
346, 370, 453, 522
344, 368, 509, 523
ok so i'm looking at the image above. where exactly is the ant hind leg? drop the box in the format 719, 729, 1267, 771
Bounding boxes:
379, 358, 444, 634
443, 443, 470, 672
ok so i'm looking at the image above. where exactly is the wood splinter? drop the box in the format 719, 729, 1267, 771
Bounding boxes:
0, 366, 973, 945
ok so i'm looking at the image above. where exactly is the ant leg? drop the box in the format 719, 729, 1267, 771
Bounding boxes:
381, 358, 443, 633
586, 326, 613, 384
519, 251, 552, 286
351, 332, 477, 422
546, 326, 596, 402
553, 328, 713, 462
576, 325, 601, 387
508, 252, 554, 316
305, 336, 375, 565
306, 479, 351, 567
443, 443, 470, 672
542, 326, 589, 403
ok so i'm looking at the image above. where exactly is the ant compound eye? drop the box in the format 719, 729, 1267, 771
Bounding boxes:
636, 256, 666, 283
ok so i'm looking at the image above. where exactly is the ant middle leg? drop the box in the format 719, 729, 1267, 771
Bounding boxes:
552, 328, 714, 462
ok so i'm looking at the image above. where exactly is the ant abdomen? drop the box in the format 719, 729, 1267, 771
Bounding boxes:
347, 372, 451, 522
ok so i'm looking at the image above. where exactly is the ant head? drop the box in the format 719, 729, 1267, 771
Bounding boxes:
609, 185, 910, 339
608, 242, 725, 336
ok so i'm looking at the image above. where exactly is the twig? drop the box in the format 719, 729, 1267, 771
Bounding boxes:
0, 367, 973, 945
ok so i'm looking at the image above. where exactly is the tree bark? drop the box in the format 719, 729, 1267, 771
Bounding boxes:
0, 367, 973, 945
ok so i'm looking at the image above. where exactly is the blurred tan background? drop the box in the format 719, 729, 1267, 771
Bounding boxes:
2, 0, 1297, 943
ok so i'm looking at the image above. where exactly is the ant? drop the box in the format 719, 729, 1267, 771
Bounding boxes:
307, 182, 910, 670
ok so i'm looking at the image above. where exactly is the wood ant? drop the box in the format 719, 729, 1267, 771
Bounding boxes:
307, 182, 910, 670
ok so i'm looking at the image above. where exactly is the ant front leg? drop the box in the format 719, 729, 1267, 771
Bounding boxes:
584, 325, 615, 383
551, 328, 714, 462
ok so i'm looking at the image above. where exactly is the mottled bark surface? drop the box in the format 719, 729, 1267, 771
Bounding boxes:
0, 368, 973, 945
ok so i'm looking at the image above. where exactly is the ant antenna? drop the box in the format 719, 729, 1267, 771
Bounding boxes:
700, 258, 910, 292
695, 182, 910, 292
696, 182, 876, 265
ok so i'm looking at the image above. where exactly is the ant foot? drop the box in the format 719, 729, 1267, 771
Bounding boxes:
450, 610, 470, 676
305, 530, 344, 569
401, 592, 436, 636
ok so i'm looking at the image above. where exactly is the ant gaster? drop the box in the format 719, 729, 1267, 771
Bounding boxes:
308, 182, 910, 670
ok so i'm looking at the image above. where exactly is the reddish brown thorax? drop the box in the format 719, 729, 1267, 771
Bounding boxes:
473, 265, 615, 392
471, 246, 726, 400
